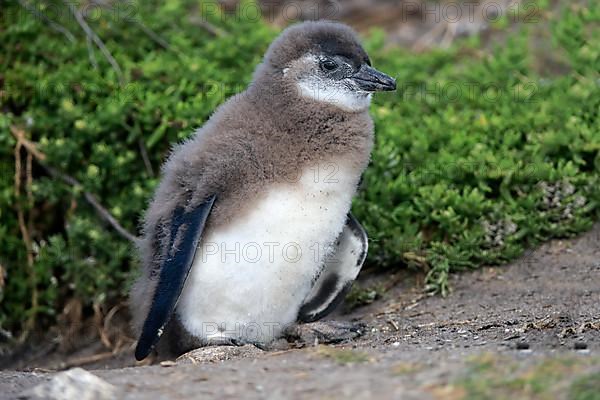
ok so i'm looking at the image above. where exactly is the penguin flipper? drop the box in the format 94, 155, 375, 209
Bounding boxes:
298, 213, 368, 323
135, 195, 216, 361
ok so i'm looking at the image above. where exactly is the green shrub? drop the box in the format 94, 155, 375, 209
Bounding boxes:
355, 3, 599, 293
0, 0, 277, 335
0, 0, 598, 336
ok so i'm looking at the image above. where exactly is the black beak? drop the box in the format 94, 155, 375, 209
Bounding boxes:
352, 65, 396, 92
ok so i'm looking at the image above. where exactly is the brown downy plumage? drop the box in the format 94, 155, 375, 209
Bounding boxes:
130, 20, 396, 359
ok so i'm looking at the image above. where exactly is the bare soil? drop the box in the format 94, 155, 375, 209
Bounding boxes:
1, 224, 599, 399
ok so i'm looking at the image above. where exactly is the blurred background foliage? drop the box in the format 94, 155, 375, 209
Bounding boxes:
0, 0, 598, 340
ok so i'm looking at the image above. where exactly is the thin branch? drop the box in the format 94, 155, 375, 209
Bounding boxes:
63, 0, 125, 86
90, 1, 180, 56
138, 138, 155, 177
10, 126, 46, 161
55, 328, 134, 370
86, 34, 99, 70
187, 17, 228, 37
26, 151, 38, 322
14, 136, 38, 339
18, 0, 76, 43
57, 350, 120, 370
0, 263, 5, 292
93, 302, 112, 349
10, 126, 139, 244
440, 21, 458, 49
45, 165, 139, 244
136, 21, 172, 50
413, 22, 446, 52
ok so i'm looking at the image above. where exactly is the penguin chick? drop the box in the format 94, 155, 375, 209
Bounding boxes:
130, 20, 396, 360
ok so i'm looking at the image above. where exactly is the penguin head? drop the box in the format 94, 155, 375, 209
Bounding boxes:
259, 21, 396, 112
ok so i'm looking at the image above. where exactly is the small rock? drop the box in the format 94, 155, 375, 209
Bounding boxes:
19, 368, 117, 400
160, 360, 177, 367
574, 341, 588, 350
516, 342, 530, 350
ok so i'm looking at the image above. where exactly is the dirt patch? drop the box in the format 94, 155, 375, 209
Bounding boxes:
1, 225, 599, 399
357, 224, 600, 355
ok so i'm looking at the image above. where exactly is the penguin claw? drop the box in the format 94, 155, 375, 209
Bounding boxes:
285, 320, 366, 346
229, 338, 245, 347
202, 336, 272, 351
251, 342, 270, 351
205, 337, 246, 347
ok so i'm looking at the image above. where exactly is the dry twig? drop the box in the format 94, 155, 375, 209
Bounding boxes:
136, 21, 172, 50
63, 0, 125, 85
188, 16, 229, 37
387, 319, 399, 331
93, 303, 112, 350
0, 263, 5, 291
13, 129, 38, 339
45, 165, 139, 243
90, 0, 181, 56
93, 302, 127, 351
10, 126, 46, 161
58, 351, 120, 370
17, 0, 76, 43
138, 138, 155, 177
10, 126, 138, 244
103, 304, 127, 342
86, 34, 99, 70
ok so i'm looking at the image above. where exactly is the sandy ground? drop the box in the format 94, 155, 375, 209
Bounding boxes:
2, 224, 599, 399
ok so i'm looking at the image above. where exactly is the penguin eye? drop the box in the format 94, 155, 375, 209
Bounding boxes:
320, 59, 338, 72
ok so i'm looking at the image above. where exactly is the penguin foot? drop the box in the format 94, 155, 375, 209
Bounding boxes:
206, 336, 269, 351
285, 320, 366, 346
205, 336, 247, 347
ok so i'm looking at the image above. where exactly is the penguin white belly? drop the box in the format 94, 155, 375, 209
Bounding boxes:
177, 161, 360, 343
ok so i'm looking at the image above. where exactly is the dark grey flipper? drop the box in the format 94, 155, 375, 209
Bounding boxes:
135, 195, 216, 361
298, 213, 368, 323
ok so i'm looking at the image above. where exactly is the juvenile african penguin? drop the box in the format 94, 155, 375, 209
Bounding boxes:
130, 20, 396, 360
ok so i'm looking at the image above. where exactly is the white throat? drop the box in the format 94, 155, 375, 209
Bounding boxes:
296, 79, 372, 112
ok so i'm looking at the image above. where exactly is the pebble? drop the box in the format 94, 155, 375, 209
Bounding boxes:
516, 342, 530, 350
574, 342, 588, 350
160, 360, 177, 367
19, 368, 117, 400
